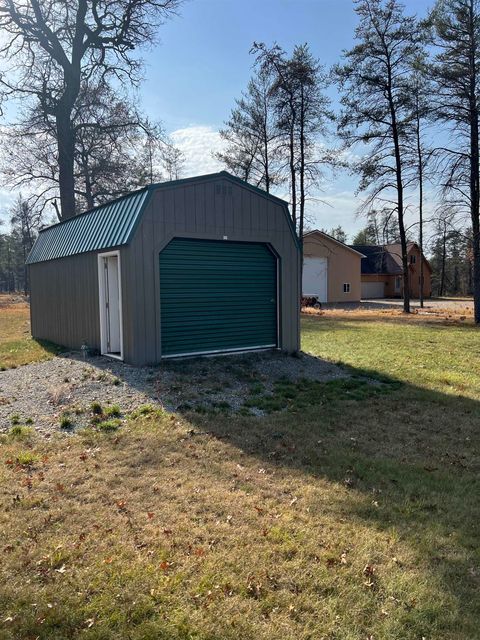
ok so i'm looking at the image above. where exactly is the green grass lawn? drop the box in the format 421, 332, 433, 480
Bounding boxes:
1, 311, 479, 640
302, 314, 480, 399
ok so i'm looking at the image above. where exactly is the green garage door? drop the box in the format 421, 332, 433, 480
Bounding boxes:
160, 238, 278, 356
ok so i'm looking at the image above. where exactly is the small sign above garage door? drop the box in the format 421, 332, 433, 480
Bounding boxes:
159, 238, 278, 357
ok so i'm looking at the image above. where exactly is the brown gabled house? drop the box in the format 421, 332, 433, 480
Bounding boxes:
349, 242, 432, 300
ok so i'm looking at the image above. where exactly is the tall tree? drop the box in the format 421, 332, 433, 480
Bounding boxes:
0, 0, 182, 219
335, 0, 422, 313
216, 69, 281, 192
429, 0, 480, 322
252, 43, 332, 243
430, 212, 473, 296
10, 196, 41, 293
162, 139, 185, 181
1, 83, 176, 213
406, 57, 431, 307
0, 196, 41, 293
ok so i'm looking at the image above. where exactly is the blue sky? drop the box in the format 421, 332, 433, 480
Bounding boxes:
136, 0, 433, 241
0, 0, 436, 241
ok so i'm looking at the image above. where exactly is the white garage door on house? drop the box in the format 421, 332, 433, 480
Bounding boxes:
361, 281, 385, 299
303, 257, 328, 302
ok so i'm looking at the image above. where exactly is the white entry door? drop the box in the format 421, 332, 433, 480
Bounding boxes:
303, 257, 328, 302
99, 253, 122, 357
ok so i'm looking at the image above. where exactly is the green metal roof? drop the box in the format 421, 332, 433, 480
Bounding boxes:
27, 172, 298, 264
26, 187, 151, 264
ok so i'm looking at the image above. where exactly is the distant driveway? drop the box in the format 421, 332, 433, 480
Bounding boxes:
324, 297, 474, 312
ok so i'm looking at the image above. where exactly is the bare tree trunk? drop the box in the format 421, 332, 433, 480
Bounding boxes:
440, 222, 447, 296
263, 94, 270, 193
387, 67, 410, 313
473, 226, 480, 320
415, 101, 424, 307
299, 85, 305, 241
298, 87, 306, 292
466, 0, 480, 322
288, 101, 297, 231
56, 108, 77, 219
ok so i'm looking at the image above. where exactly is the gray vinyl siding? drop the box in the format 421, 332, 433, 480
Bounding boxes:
122, 176, 300, 365
29, 252, 101, 351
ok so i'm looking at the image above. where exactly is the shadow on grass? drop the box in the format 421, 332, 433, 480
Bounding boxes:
173, 359, 480, 637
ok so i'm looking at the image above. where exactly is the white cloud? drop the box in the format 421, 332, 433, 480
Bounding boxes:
169, 124, 367, 240
170, 125, 225, 177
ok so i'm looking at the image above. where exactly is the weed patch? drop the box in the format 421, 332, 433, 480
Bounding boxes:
244, 377, 395, 414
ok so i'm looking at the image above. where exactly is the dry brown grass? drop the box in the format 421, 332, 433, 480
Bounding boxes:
2, 402, 475, 640
0, 295, 60, 369
302, 301, 474, 325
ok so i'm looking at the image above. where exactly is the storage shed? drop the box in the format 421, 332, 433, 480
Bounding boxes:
27, 172, 300, 365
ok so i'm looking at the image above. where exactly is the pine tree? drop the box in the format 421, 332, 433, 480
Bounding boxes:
429, 0, 480, 321
335, 0, 422, 313
216, 69, 281, 192
252, 43, 332, 241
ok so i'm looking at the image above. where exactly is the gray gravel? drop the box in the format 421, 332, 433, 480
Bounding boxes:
0, 350, 346, 433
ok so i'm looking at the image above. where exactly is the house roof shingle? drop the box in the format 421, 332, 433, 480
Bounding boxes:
350, 242, 431, 275
350, 245, 403, 275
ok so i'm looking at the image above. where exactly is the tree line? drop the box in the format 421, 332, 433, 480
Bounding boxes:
0, 0, 479, 318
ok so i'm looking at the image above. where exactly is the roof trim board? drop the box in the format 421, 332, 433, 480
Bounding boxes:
304, 230, 366, 257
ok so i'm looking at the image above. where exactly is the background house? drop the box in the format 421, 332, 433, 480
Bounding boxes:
303, 230, 364, 303
27, 172, 300, 364
350, 242, 432, 299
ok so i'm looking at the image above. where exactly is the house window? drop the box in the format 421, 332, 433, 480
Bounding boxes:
343, 283, 351, 293
410, 254, 417, 264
